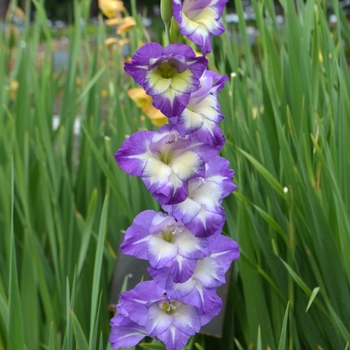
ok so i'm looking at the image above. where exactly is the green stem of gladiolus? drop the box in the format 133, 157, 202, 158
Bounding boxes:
164, 24, 170, 46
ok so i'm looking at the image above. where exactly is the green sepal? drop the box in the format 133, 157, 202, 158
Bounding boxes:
160, 0, 173, 25
170, 17, 182, 43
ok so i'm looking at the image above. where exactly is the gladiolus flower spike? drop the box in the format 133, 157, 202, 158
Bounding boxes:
110, 0, 240, 349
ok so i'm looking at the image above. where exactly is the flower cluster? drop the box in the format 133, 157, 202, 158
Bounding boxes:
110, 1, 239, 349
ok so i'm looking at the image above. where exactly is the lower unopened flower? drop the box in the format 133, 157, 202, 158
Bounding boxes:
124, 42, 208, 117
163, 156, 236, 236
115, 125, 218, 205
121, 210, 209, 282
110, 281, 201, 350
172, 0, 228, 54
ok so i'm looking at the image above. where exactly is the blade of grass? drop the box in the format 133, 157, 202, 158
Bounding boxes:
8, 159, 25, 350
48, 322, 56, 350
76, 188, 98, 276
70, 309, 90, 350
306, 287, 320, 312
82, 125, 133, 221
89, 194, 109, 348
277, 302, 290, 350
238, 148, 284, 196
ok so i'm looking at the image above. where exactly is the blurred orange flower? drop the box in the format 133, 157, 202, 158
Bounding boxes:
6, 4, 25, 20
98, 0, 125, 18
116, 17, 136, 34
127, 88, 152, 108
142, 105, 167, 127
127, 88, 167, 127
104, 37, 119, 47
10, 80, 19, 101
105, 17, 121, 26
105, 16, 136, 34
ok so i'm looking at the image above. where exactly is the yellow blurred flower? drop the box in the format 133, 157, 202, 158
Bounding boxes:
105, 16, 136, 34
143, 105, 167, 127
127, 88, 167, 127
127, 88, 152, 108
98, 0, 125, 18
6, 4, 25, 20
105, 37, 130, 49
105, 37, 119, 47
318, 51, 323, 63
10, 80, 19, 101
116, 16, 136, 34
105, 17, 122, 26
75, 77, 82, 86
252, 107, 258, 119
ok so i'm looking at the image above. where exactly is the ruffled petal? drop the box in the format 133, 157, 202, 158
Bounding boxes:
157, 325, 190, 350
109, 317, 147, 349
120, 210, 158, 260
148, 236, 179, 268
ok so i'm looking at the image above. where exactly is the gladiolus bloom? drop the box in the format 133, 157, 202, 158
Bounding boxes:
110, 281, 201, 350
121, 210, 209, 282
124, 42, 208, 117
172, 0, 228, 54
115, 125, 218, 205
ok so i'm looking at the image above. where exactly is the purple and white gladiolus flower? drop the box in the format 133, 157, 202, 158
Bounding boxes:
148, 233, 240, 324
121, 210, 209, 283
163, 156, 236, 237
115, 124, 219, 205
149, 233, 240, 296
169, 70, 228, 147
172, 0, 229, 54
110, 281, 201, 350
124, 42, 208, 117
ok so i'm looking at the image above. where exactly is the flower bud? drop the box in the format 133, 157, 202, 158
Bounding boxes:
160, 0, 173, 25
170, 17, 181, 43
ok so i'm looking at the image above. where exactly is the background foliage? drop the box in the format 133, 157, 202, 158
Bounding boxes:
0, 0, 349, 349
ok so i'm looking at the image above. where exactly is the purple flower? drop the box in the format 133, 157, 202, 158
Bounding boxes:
110, 281, 201, 350
149, 234, 240, 325
115, 124, 218, 205
170, 70, 228, 147
124, 42, 208, 117
120, 210, 209, 282
150, 233, 240, 293
163, 156, 236, 236
173, 0, 228, 54
149, 265, 223, 325
110, 310, 147, 350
